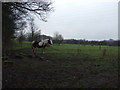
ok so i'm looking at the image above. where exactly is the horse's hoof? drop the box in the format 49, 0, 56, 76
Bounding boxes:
39, 57, 43, 60
38, 57, 44, 60
38, 58, 41, 60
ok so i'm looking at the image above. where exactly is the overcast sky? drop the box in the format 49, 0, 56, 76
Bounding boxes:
34, 0, 119, 40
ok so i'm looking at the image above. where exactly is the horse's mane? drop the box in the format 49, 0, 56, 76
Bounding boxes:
43, 39, 49, 41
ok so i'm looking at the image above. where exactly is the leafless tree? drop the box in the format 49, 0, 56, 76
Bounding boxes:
53, 32, 64, 45
2, 1, 53, 48
28, 17, 42, 41
18, 30, 26, 48
7, 1, 53, 22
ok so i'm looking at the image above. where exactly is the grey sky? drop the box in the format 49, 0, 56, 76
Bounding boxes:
34, 0, 119, 40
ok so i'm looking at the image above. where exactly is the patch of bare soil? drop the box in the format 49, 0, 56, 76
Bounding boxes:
2, 50, 118, 88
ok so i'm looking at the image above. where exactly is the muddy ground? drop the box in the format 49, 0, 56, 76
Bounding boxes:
2, 49, 118, 88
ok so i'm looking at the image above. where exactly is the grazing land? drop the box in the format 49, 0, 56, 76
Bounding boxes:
2, 41, 119, 88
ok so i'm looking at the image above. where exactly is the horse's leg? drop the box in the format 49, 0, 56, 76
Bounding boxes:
42, 48, 44, 54
42, 46, 45, 54
32, 47, 36, 56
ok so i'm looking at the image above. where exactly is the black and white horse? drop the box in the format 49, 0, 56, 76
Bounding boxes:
32, 38, 53, 55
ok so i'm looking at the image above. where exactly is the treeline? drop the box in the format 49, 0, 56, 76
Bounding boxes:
15, 34, 52, 41
62, 39, 120, 46
14, 32, 119, 46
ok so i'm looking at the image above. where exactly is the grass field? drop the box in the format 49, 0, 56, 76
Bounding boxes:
2, 40, 119, 88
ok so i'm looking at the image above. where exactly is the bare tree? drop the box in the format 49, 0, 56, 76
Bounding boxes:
14, 21, 27, 48
2, 1, 53, 48
18, 30, 26, 48
53, 32, 64, 45
28, 17, 35, 41
4, 1, 53, 21
34, 30, 41, 41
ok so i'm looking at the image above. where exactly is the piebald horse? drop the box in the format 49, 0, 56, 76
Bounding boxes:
32, 38, 53, 56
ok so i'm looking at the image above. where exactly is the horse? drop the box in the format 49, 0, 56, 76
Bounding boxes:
32, 38, 53, 56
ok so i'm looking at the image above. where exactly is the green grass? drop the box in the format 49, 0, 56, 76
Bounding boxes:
11, 40, 31, 49
11, 40, 118, 69
11, 40, 118, 68
12, 40, 119, 72
3, 40, 119, 88
11, 40, 118, 53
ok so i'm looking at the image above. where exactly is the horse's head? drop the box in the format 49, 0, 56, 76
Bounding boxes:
48, 38, 53, 45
